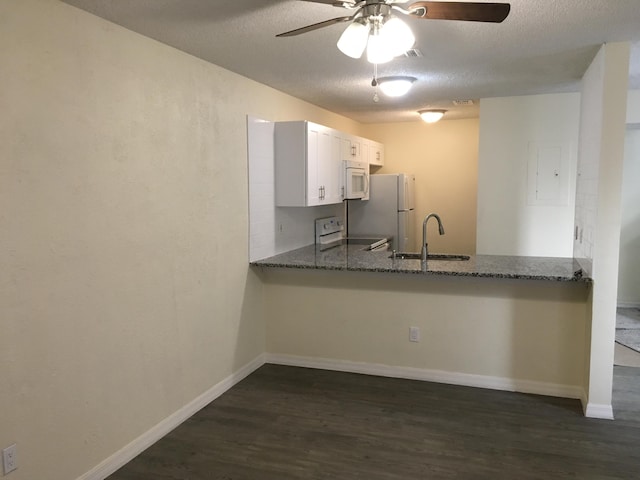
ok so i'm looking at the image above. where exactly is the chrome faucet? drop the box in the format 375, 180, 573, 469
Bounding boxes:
421, 213, 445, 263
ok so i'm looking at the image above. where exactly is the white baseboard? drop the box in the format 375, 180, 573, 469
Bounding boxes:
584, 402, 614, 420
617, 301, 640, 309
78, 353, 266, 480
265, 353, 583, 400
78, 350, 600, 480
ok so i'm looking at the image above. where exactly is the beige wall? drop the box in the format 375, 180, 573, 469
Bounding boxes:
0, 1, 359, 479
362, 119, 479, 254
264, 269, 588, 393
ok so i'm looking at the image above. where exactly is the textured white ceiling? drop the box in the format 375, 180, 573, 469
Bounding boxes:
61, 0, 640, 123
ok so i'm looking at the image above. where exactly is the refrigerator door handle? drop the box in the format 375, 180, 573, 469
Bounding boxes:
404, 180, 409, 210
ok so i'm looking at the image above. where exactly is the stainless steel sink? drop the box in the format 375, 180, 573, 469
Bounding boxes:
389, 252, 470, 261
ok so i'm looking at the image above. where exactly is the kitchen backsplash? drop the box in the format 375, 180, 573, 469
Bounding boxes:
247, 116, 344, 262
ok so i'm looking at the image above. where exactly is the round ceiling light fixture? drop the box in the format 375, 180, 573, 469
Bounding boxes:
377, 76, 416, 97
418, 109, 447, 123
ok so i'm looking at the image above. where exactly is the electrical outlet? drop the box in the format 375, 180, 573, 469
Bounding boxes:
409, 326, 420, 342
2, 444, 17, 475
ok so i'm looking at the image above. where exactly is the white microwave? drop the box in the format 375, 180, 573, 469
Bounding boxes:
344, 160, 369, 200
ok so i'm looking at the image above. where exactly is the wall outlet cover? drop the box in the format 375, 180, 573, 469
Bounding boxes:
2, 443, 17, 475
409, 326, 420, 342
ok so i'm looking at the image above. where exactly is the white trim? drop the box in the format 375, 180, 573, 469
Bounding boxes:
265, 353, 583, 400
77, 354, 266, 480
617, 301, 640, 309
584, 402, 615, 420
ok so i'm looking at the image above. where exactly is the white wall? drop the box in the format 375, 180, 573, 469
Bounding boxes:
574, 43, 630, 418
617, 127, 640, 306
476, 93, 580, 257
0, 1, 359, 479
617, 91, 640, 306
627, 90, 640, 123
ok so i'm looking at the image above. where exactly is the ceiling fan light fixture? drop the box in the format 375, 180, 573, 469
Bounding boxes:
378, 76, 416, 97
379, 16, 415, 57
337, 20, 370, 59
366, 27, 393, 64
418, 109, 447, 123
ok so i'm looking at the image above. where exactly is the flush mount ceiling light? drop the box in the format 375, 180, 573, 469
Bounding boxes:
377, 76, 416, 97
418, 109, 447, 123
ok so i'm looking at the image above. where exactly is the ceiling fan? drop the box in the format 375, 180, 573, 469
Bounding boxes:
277, 1, 511, 63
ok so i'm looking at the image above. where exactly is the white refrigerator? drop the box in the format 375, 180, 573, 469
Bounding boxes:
347, 173, 416, 252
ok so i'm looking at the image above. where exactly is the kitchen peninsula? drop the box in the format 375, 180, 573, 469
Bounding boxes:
254, 245, 593, 413
251, 244, 589, 283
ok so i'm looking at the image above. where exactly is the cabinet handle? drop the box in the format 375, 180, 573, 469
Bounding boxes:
351, 145, 356, 156
376, 151, 380, 161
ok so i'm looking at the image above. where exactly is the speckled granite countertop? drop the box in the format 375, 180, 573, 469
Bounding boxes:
251, 244, 591, 283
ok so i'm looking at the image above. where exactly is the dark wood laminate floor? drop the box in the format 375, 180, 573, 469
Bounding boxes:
107, 365, 640, 480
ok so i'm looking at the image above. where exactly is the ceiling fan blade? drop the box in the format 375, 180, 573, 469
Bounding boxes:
276, 15, 353, 37
300, 0, 357, 5
408, 1, 510, 23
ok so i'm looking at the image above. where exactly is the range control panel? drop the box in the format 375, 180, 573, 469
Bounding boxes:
315, 216, 345, 246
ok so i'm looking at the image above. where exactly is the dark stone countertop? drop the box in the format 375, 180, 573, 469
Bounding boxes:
251, 244, 591, 283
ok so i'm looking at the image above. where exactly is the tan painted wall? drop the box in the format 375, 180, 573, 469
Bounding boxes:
0, 1, 359, 479
264, 270, 588, 389
361, 119, 479, 254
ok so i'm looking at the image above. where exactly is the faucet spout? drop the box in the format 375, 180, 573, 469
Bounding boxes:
421, 213, 445, 263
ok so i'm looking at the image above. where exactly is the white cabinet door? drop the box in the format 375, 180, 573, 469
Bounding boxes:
306, 124, 322, 205
368, 141, 384, 166
322, 131, 344, 204
314, 125, 343, 205
340, 134, 361, 162
361, 139, 370, 165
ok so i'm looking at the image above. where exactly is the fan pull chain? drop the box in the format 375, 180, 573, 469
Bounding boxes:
371, 63, 379, 103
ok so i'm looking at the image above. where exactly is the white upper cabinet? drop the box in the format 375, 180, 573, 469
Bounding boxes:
368, 140, 385, 166
275, 121, 384, 207
275, 121, 343, 207
345, 135, 384, 167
